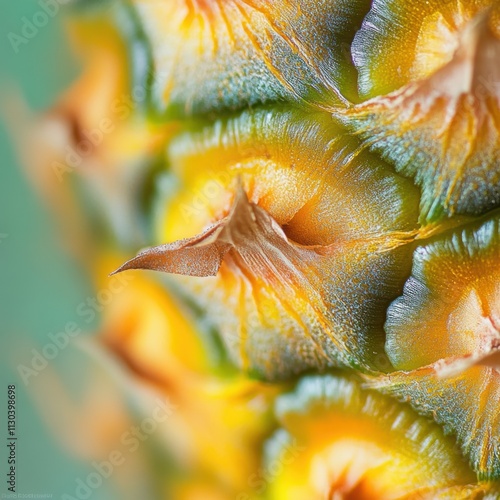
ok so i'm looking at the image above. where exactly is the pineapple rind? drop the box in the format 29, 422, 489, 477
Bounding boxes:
264, 374, 476, 498
128, 0, 371, 117
147, 107, 421, 378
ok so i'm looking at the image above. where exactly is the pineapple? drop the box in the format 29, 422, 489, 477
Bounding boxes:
17, 0, 500, 497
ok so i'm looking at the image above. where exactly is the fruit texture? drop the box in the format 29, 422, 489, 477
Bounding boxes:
114, 108, 421, 379
19, 0, 500, 497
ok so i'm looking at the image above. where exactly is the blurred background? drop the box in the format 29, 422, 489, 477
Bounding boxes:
1, 1, 120, 498
0, 3, 276, 499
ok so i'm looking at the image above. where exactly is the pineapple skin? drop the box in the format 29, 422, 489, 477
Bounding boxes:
19, 0, 500, 497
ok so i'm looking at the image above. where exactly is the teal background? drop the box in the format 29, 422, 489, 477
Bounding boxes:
0, 2, 115, 498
